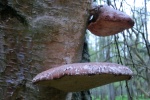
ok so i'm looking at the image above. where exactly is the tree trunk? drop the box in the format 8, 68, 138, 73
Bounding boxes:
0, 0, 92, 100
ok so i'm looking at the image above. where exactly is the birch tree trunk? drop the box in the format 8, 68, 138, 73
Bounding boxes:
0, 0, 92, 100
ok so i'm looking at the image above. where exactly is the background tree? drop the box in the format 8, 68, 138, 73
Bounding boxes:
89, 0, 150, 99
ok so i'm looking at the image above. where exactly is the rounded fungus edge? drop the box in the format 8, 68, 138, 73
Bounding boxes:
32, 62, 133, 92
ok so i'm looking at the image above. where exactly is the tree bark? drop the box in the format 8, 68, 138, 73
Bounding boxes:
0, 0, 92, 100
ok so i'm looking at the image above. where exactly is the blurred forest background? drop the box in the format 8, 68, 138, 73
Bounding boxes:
88, 0, 150, 100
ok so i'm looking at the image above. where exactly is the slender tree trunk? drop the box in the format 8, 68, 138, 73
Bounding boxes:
0, 0, 92, 100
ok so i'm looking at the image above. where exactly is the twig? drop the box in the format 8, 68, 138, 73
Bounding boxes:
126, 81, 133, 100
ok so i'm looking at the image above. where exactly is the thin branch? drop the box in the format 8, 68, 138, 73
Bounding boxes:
126, 81, 133, 100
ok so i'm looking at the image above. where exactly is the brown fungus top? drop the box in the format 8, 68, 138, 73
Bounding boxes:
32, 62, 133, 92
88, 5, 134, 36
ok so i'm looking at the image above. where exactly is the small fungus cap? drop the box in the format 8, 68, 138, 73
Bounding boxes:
32, 62, 133, 92
88, 5, 134, 36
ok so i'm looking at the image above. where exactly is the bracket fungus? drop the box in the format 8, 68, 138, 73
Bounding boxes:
88, 5, 134, 36
32, 62, 133, 92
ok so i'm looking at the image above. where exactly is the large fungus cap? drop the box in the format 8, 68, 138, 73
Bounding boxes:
88, 5, 134, 36
32, 62, 133, 92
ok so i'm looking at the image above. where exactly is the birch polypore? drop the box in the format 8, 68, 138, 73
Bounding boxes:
32, 62, 133, 92
88, 5, 134, 36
